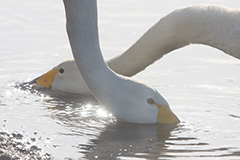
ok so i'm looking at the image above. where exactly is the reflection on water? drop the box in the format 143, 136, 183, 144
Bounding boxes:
0, 0, 240, 159
79, 123, 175, 160
13, 84, 240, 159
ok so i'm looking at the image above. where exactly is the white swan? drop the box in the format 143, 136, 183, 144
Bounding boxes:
34, 4, 240, 94
61, 0, 179, 124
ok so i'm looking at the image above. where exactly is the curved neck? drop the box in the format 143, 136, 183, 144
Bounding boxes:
107, 5, 240, 76
63, 0, 113, 91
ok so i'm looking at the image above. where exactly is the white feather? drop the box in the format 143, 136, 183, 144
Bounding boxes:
62, 0, 178, 124
36, 4, 240, 94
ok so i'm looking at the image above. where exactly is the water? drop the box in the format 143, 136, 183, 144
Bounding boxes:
0, 0, 240, 159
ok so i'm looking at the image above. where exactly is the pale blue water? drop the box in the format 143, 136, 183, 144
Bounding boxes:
0, 0, 240, 159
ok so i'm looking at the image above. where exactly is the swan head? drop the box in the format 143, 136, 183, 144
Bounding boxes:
33, 61, 179, 124
34, 60, 91, 94
94, 77, 180, 124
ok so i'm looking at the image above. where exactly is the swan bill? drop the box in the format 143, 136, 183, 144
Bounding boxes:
154, 103, 179, 124
35, 69, 59, 88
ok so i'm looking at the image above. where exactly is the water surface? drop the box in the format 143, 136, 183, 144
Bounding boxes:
0, 0, 240, 159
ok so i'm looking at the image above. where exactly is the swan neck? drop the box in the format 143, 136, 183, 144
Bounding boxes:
107, 6, 240, 76
63, 0, 111, 81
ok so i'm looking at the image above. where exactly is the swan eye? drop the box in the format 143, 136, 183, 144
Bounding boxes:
147, 98, 154, 105
59, 68, 64, 74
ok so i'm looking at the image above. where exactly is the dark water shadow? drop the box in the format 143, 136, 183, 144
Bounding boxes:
77, 121, 239, 160
78, 122, 178, 160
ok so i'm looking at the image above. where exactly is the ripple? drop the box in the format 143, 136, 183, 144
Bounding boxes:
229, 114, 240, 119
7, 81, 240, 159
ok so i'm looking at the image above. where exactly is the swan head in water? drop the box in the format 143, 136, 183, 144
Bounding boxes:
33, 61, 179, 124
112, 81, 179, 124
33, 60, 91, 94
97, 76, 180, 124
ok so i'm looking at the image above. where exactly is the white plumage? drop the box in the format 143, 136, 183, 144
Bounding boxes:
35, 4, 240, 94
60, 0, 179, 124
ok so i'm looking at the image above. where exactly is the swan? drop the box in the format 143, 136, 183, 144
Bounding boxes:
34, 4, 240, 94
61, 0, 179, 124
